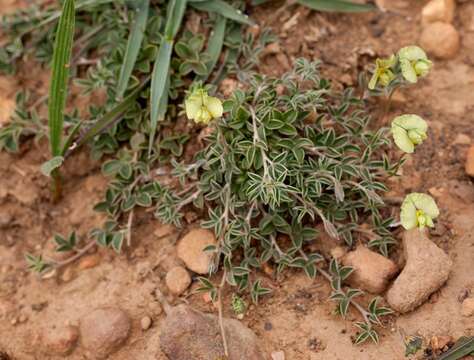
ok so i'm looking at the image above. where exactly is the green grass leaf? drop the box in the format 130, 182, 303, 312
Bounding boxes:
438, 337, 474, 360
149, 40, 173, 155
116, 0, 149, 99
296, 0, 375, 12
149, 0, 187, 155
199, 15, 226, 81
48, 0, 76, 157
189, 0, 254, 25
165, 0, 188, 39
70, 79, 149, 154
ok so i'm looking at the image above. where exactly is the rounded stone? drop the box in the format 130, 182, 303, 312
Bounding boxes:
421, 0, 455, 25
140, 316, 152, 331
166, 266, 192, 295
80, 307, 131, 359
176, 228, 216, 274
420, 22, 460, 59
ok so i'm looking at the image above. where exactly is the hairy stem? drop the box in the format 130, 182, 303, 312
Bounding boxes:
217, 269, 229, 357
52, 240, 96, 269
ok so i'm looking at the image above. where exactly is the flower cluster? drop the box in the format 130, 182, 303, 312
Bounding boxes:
368, 46, 438, 231
185, 87, 223, 124
368, 46, 432, 90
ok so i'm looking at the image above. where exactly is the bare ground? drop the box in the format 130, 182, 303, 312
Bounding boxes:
0, 0, 473, 359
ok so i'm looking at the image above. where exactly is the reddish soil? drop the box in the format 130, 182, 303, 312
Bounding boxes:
0, 0, 473, 359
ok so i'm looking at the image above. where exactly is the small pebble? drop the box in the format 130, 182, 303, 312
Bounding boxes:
264, 322, 273, 331
165, 266, 191, 296
78, 254, 101, 270
271, 350, 285, 360
461, 298, 474, 317
465, 145, 474, 177
140, 316, 152, 331
453, 133, 471, 145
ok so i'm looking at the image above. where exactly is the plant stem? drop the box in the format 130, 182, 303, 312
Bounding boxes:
52, 169, 62, 202
298, 249, 372, 325
126, 209, 134, 247
316, 265, 371, 324
217, 269, 229, 357
52, 240, 96, 268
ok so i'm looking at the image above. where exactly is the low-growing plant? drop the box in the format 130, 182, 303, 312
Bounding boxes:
2, 0, 441, 350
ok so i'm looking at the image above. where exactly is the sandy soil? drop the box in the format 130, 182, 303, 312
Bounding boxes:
0, 0, 473, 359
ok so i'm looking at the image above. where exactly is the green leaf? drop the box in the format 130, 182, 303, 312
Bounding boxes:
48, 0, 76, 157
111, 232, 124, 253
40, 156, 64, 177
165, 0, 187, 39
71, 79, 149, 153
150, 39, 172, 155
199, 15, 226, 81
149, 0, 187, 154
438, 337, 474, 360
117, 0, 149, 99
296, 0, 375, 12
190, 0, 254, 25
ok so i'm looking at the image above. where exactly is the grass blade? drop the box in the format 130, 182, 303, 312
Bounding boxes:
116, 0, 149, 99
149, 41, 173, 155
70, 79, 149, 154
199, 15, 226, 81
438, 337, 474, 360
22, 0, 115, 36
296, 0, 375, 12
48, 0, 76, 157
165, 0, 188, 38
189, 0, 254, 25
149, 0, 187, 155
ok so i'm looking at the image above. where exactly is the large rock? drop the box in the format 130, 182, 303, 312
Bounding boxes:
160, 305, 264, 360
420, 22, 460, 59
386, 230, 452, 313
80, 307, 131, 359
165, 266, 191, 295
421, 0, 455, 25
177, 229, 216, 274
342, 247, 398, 294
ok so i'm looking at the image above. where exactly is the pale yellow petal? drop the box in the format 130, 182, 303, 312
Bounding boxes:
412, 193, 439, 219
185, 94, 202, 120
398, 46, 428, 62
400, 59, 417, 83
392, 114, 428, 132
400, 197, 418, 230
392, 125, 414, 153
206, 96, 223, 119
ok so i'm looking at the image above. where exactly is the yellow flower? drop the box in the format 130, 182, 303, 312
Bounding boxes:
400, 193, 439, 230
391, 114, 428, 153
398, 46, 432, 84
185, 88, 223, 124
368, 55, 396, 90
